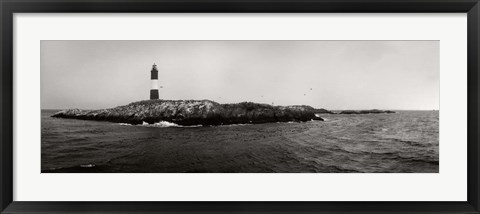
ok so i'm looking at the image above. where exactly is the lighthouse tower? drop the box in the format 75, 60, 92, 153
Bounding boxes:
150, 63, 159, 100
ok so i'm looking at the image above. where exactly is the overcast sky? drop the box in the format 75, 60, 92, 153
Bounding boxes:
41, 40, 439, 110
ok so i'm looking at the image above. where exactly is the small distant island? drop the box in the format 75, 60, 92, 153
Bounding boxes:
52, 99, 396, 126
338, 109, 396, 114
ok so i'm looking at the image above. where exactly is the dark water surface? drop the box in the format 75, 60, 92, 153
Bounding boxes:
41, 110, 439, 173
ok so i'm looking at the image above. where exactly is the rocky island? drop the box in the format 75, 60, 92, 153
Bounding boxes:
52, 99, 325, 126
338, 109, 396, 114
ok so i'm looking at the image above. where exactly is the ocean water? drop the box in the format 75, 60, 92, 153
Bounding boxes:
41, 110, 439, 173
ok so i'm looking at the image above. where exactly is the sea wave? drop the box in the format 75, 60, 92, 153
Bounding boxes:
118, 121, 191, 127
120, 121, 203, 128
42, 163, 101, 173
143, 121, 180, 127
221, 123, 253, 127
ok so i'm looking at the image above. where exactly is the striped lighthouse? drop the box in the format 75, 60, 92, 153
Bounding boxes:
150, 63, 159, 100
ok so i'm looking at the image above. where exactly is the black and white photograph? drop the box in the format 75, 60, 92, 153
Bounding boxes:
41, 40, 439, 173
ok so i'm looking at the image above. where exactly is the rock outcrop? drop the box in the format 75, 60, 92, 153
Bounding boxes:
52, 99, 324, 126
314, 108, 335, 114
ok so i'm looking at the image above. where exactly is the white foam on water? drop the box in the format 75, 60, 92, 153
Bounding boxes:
153, 121, 180, 127
138, 121, 180, 127
134, 121, 203, 128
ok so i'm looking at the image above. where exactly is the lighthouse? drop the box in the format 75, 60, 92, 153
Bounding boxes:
150, 63, 159, 100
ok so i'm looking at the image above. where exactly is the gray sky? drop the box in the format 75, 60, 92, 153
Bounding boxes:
41, 40, 439, 110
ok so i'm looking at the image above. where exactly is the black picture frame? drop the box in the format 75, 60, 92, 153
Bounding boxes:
1, 0, 479, 213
